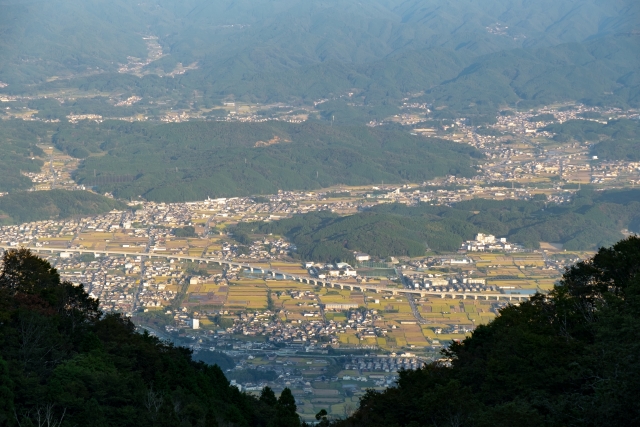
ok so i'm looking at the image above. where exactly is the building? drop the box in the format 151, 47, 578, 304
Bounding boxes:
462, 234, 512, 252
324, 303, 359, 310
475, 233, 496, 244
354, 252, 370, 262
192, 318, 200, 329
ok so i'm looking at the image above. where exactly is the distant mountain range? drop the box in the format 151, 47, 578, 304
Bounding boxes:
1, 0, 638, 116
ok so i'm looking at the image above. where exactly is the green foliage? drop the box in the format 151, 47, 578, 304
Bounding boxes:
0, 0, 147, 85
57, 121, 480, 202
335, 237, 640, 427
0, 120, 47, 193
267, 290, 275, 311
275, 388, 300, 427
174, 226, 196, 238
527, 113, 555, 122
236, 208, 469, 261
542, 118, 640, 160
579, 111, 602, 119
0, 190, 128, 224
227, 369, 278, 384
0, 249, 300, 427
260, 386, 278, 407
0, 356, 14, 426
235, 189, 640, 261
421, 35, 640, 117
3, 1, 638, 119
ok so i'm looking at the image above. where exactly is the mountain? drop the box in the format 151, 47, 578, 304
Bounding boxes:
1, 0, 638, 117
0, 0, 147, 84
423, 33, 640, 115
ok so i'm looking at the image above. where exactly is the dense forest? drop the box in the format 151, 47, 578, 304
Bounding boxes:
0, 248, 303, 427
0, 190, 129, 225
10, 35, 639, 123
542, 118, 640, 161
0, 121, 47, 193
333, 237, 640, 427
1, 1, 638, 120
53, 121, 481, 202
3, 0, 633, 84
234, 189, 640, 261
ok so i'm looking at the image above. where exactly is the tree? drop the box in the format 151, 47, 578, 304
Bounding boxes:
0, 248, 60, 294
315, 409, 330, 427
272, 388, 300, 427
260, 386, 278, 407
0, 357, 14, 426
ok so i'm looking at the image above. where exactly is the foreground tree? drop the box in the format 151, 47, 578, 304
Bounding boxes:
0, 249, 301, 427
335, 237, 640, 427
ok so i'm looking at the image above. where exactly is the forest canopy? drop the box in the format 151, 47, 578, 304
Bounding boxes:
542, 118, 640, 161
0, 190, 128, 225
55, 121, 481, 202
234, 189, 640, 261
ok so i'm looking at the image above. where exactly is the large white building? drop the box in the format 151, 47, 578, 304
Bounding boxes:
462, 233, 512, 252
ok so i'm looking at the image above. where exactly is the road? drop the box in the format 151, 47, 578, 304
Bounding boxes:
132, 229, 153, 312
397, 268, 428, 324
0, 246, 532, 302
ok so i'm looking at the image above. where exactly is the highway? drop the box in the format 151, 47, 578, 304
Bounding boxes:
0, 246, 532, 302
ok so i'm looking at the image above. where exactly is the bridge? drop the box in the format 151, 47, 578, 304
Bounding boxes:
0, 246, 532, 302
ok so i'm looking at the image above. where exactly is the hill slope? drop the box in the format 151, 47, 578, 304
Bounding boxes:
0, 121, 46, 193
1, 0, 638, 118
0, 190, 129, 224
2, 0, 635, 85
234, 189, 640, 260
55, 121, 482, 202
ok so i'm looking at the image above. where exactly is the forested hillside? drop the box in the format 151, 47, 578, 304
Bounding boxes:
333, 237, 640, 427
0, 0, 147, 85
0, 121, 47, 193
1, 0, 638, 118
234, 189, 640, 261
542, 118, 640, 161
0, 190, 129, 224
3, 0, 634, 86
55, 121, 481, 202
0, 248, 302, 427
